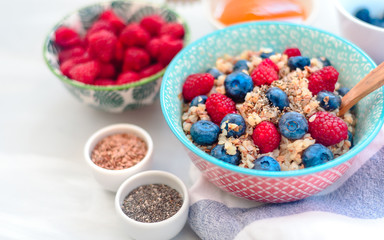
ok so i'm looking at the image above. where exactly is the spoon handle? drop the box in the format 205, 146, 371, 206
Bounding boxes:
338, 62, 384, 116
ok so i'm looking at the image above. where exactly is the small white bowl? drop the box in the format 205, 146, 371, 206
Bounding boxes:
334, 0, 384, 63
115, 170, 189, 240
202, 0, 319, 29
84, 123, 153, 192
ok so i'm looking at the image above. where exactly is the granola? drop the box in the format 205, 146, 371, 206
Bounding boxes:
182, 49, 355, 171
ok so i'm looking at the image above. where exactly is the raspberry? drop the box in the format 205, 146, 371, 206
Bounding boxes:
86, 20, 116, 41
58, 46, 85, 63
119, 23, 150, 47
116, 71, 140, 85
259, 58, 279, 73
140, 15, 165, 36
114, 40, 125, 62
99, 10, 125, 34
308, 66, 339, 95
159, 34, 173, 42
59, 54, 91, 77
68, 60, 100, 84
182, 73, 214, 102
99, 62, 116, 79
308, 111, 348, 146
122, 47, 150, 72
205, 93, 236, 124
252, 121, 281, 153
54, 26, 82, 48
93, 78, 116, 86
60, 60, 77, 77
140, 63, 164, 78
157, 39, 183, 66
146, 37, 162, 58
160, 22, 185, 39
88, 30, 117, 62
283, 48, 301, 58
251, 64, 278, 86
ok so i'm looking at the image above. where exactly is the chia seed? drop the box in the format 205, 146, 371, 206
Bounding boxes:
121, 184, 183, 223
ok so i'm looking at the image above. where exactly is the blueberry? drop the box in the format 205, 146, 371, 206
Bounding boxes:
252, 156, 281, 171
278, 112, 308, 140
224, 71, 254, 103
220, 113, 246, 138
318, 56, 332, 67
302, 143, 334, 168
337, 87, 350, 97
348, 131, 354, 148
266, 87, 290, 110
206, 67, 223, 79
190, 120, 220, 145
260, 49, 275, 59
355, 8, 371, 23
211, 144, 240, 165
233, 60, 249, 72
316, 90, 341, 111
190, 95, 207, 107
371, 18, 384, 28
288, 56, 311, 70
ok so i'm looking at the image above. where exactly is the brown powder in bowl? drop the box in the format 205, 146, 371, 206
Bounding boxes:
91, 133, 147, 170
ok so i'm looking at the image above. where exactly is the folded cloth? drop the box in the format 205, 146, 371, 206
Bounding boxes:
188, 127, 384, 240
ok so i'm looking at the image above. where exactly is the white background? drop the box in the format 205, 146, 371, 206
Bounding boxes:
0, 0, 344, 239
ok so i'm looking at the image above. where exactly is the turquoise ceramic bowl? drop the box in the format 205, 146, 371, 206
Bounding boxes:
160, 22, 384, 202
43, 1, 189, 113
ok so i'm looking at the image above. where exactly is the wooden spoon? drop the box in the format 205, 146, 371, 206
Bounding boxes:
338, 62, 384, 116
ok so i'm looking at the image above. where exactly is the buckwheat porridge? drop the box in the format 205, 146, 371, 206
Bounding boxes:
181, 48, 355, 171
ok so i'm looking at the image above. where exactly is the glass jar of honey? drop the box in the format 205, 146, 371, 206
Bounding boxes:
209, 0, 309, 26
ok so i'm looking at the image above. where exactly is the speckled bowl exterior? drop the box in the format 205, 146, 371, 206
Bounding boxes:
161, 22, 384, 203
43, 1, 189, 113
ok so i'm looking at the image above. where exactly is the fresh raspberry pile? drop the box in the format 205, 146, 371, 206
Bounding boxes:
54, 10, 184, 85
308, 111, 348, 146
252, 121, 281, 153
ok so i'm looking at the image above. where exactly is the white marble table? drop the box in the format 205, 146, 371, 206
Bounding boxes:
0, 0, 340, 239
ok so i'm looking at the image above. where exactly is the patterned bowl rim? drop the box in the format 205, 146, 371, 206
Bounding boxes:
42, 0, 190, 91
160, 21, 384, 178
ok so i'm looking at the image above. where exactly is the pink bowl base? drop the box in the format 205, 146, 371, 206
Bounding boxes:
187, 149, 355, 203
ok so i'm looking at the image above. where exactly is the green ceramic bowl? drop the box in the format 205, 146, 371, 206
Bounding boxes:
43, 1, 189, 112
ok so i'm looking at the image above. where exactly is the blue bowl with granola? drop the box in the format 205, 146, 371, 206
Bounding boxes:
160, 22, 384, 202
